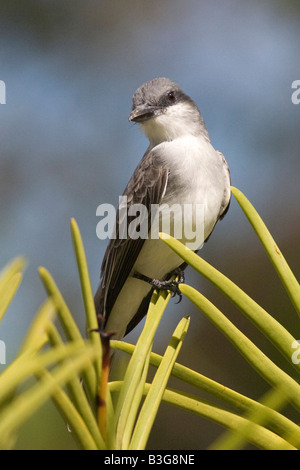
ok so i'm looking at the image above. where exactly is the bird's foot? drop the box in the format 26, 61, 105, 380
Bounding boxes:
133, 270, 185, 303
172, 267, 185, 284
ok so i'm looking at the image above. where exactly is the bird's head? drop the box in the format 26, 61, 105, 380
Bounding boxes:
129, 77, 209, 146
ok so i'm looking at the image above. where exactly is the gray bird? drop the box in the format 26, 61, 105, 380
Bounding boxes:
95, 77, 231, 340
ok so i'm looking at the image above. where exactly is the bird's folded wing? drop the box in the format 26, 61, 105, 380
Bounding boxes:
95, 149, 169, 323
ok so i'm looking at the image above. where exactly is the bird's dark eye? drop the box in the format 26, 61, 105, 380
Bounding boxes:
167, 91, 175, 102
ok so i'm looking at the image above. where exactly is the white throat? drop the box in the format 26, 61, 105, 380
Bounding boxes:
139, 101, 209, 148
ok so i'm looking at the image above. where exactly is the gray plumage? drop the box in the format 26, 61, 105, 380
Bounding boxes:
95, 78, 231, 339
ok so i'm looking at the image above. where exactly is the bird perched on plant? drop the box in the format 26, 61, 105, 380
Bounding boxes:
95, 77, 231, 340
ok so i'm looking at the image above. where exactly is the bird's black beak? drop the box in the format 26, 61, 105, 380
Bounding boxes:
129, 104, 161, 123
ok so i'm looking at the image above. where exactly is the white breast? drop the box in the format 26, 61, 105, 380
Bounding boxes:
156, 135, 229, 242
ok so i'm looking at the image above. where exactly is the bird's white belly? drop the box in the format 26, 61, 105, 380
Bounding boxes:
104, 238, 184, 339
134, 237, 184, 278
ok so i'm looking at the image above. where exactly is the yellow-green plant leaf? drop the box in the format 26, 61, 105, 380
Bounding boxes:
111, 339, 300, 447
0, 341, 94, 407
231, 186, 300, 318
0, 343, 98, 449
113, 289, 171, 449
159, 234, 300, 373
46, 322, 104, 448
0, 273, 23, 323
180, 284, 300, 412
129, 316, 190, 450
70, 220, 101, 356
109, 381, 296, 450
39, 266, 97, 400
0, 257, 26, 323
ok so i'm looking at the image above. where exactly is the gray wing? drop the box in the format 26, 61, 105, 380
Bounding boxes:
94, 149, 169, 325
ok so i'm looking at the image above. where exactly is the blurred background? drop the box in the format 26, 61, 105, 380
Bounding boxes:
0, 0, 300, 449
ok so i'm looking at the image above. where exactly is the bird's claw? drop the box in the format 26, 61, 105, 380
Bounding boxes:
133, 271, 183, 303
